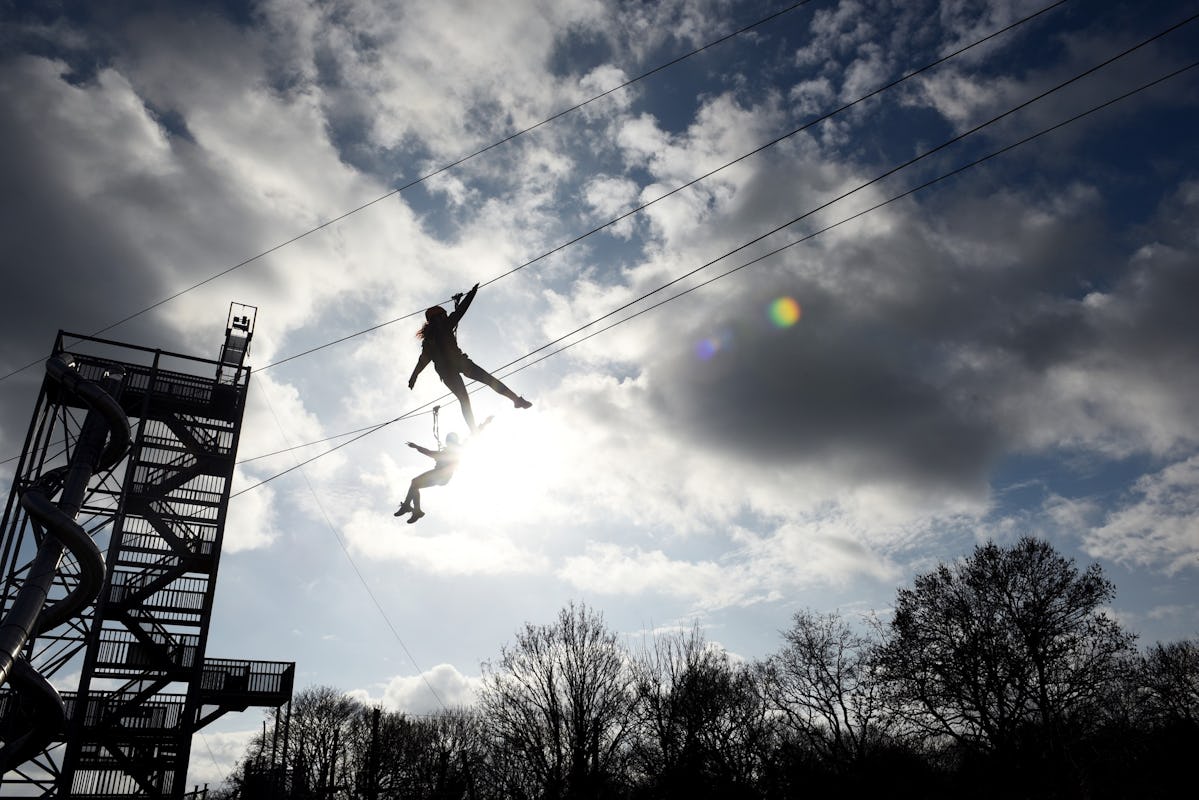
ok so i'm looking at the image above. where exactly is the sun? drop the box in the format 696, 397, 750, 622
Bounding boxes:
441, 411, 561, 526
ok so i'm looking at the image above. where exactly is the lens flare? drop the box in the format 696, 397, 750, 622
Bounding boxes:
695, 328, 735, 361
696, 338, 720, 361
769, 296, 801, 328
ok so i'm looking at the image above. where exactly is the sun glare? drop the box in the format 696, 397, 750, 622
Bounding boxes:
442, 412, 561, 527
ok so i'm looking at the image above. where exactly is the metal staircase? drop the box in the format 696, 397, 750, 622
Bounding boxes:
0, 305, 295, 798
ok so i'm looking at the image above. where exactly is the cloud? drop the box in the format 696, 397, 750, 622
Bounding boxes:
584, 174, 641, 238
559, 542, 731, 602
260, 0, 610, 163
554, 517, 907, 610
224, 471, 280, 552
574, 153, 1199, 512
1084, 456, 1199, 575
348, 663, 482, 714
1146, 604, 1199, 624
188, 727, 258, 789
743, 517, 907, 586
345, 499, 552, 576
0, 55, 185, 368
237, 375, 344, 485
908, 67, 1021, 130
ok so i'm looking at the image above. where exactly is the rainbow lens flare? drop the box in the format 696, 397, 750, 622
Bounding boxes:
768, 296, 801, 328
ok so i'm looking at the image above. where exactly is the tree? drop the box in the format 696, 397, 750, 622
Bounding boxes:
477, 602, 633, 799
760, 609, 889, 769
1138, 639, 1199, 727
342, 705, 485, 800
874, 537, 1136, 760
285, 685, 362, 798
216, 687, 361, 799
629, 623, 769, 798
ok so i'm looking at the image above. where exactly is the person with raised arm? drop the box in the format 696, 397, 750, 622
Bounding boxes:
407, 283, 531, 432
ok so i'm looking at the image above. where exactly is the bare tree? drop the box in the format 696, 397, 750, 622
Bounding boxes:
286, 685, 363, 798
629, 622, 769, 798
477, 602, 633, 799
874, 537, 1136, 757
343, 705, 485, 800
1138, 639, 1199, 726
760, 609, 889, 769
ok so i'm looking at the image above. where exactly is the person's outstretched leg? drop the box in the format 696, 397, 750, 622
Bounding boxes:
438, 368, 478, 431
395, 480, 419, 517
407, 492, 424, 523
461, 359, 531, 409
397, 469, 438, 521
406, 471, 438, 523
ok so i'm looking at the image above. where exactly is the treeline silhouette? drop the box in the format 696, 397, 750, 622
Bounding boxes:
213, 537, 1196, 799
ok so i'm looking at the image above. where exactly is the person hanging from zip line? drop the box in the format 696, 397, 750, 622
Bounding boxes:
394, 416, 491, 523
407, 282, 532, 432
393, 433, 462, 524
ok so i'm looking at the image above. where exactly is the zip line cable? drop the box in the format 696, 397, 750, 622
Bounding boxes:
0, 0, 822, 387
236, 420, 418, 465
229, 50, 1198, 493
255, 0, 1069, 373
299, 465, 450, 712
1, 442, 66, 467
197, 732, 227, 792
231, 402, 434, 498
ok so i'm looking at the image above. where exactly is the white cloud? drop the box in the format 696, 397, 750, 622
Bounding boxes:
349, 663, 482, 714
1147, 603, 1198, 623
584, 174, 640, 238
270, 0, 607, 161
224, 471, 280, 552
559, 542, 730, 602
1084, 456, 1199, 575
841, 41, 888, 99
578, 64, 635, 115
789, 76, 835, 116
908, 67, 1017, 129
188, 727, 258, 790
344, 498, 552, 575
238, 376, 336, 478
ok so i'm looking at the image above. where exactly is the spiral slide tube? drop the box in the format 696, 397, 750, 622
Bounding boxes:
0, 357, 131, 770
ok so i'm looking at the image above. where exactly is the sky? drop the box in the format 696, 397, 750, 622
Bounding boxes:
1, 0, 1198, 789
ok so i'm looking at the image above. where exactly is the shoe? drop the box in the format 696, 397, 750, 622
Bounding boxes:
394, 503, 412, 517
514, 397, 532, 409
407, 510, 425, 524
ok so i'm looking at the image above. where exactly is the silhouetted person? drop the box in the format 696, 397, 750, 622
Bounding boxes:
408, 283, 531, 432
394, 433, 463, 524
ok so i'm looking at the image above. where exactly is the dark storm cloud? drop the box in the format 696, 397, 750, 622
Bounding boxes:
1096, 185, 1199, 363
0, 51, 257, 365
0, 69, 174, 355
0, 79, 188, 457
649, 276, 1003, 495
645, 174, 1199, 499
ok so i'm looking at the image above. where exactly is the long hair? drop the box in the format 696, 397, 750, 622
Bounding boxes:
417, 305, 448, 339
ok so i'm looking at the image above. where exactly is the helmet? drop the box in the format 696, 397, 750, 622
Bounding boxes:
445, 432, 460, 446
425, 306, 447, 321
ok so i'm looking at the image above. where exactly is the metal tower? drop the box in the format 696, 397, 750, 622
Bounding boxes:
0, 305, 295, 798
